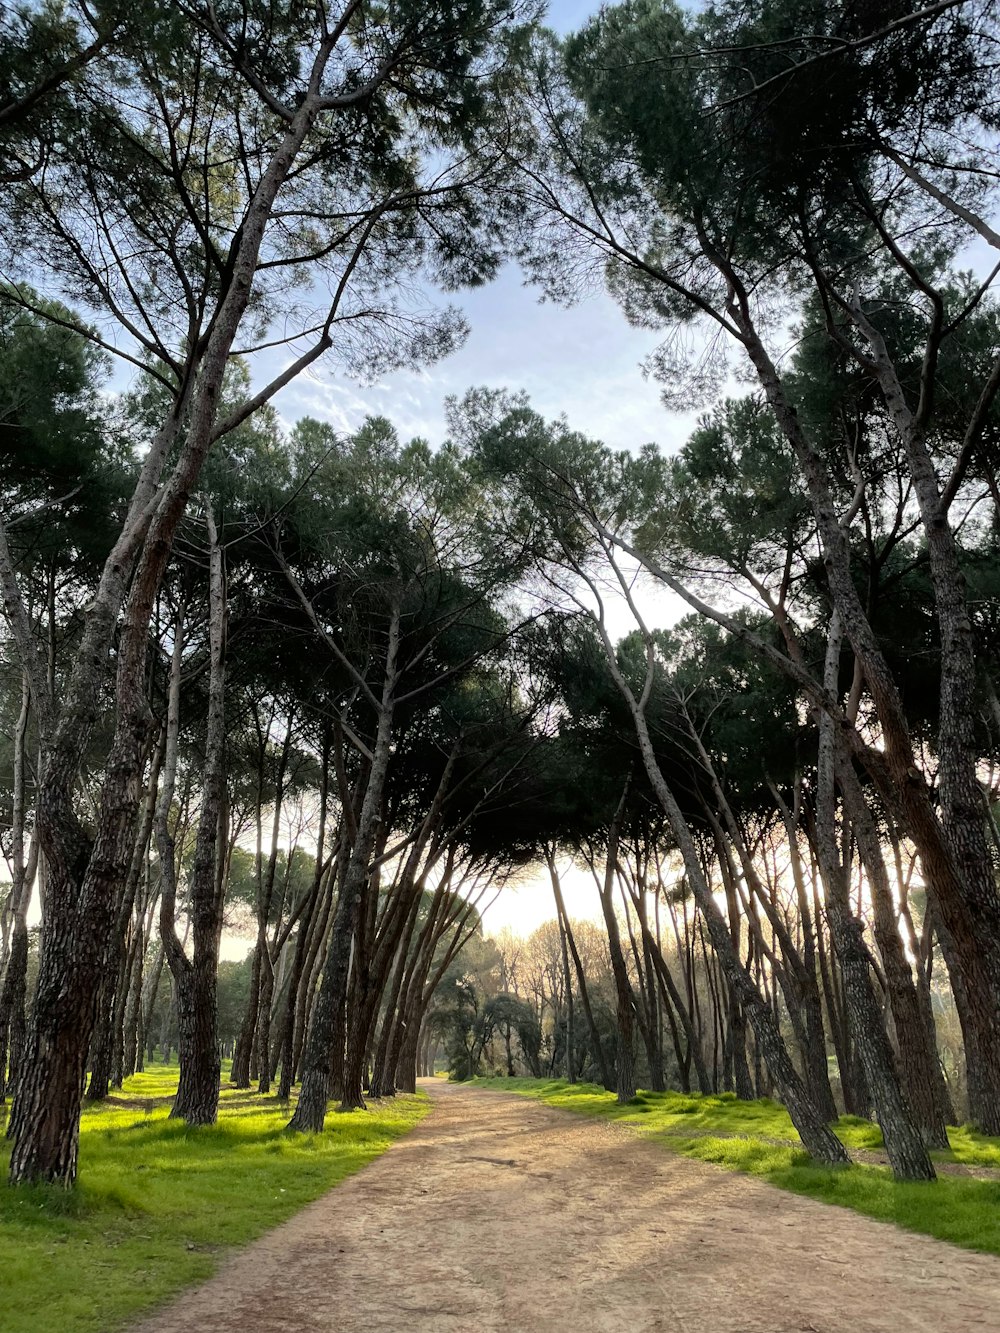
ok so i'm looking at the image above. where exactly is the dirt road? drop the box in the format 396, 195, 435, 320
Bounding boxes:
134, 1081, 1000, 1332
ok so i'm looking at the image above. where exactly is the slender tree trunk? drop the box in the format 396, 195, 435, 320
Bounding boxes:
737, 302, 1000, 1134
290, 610, 400, 1131
557, 910, 576, 1083
7, 85, 330, 1185
594, 791, 637, 1104
815, 615, 934, 1181
370, 889, 424, 1098
0, 673, 37, 1105
156, 516, 228, 1124
591, 588, 848, 1163
547, 847, 614, 1090
839, 764, 949, 1147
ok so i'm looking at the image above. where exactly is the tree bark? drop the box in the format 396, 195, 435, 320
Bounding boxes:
289, 604, 400, 1131
815, 613, 934, 1181
547, 847, 614, 1090
587, 578, 849, 1164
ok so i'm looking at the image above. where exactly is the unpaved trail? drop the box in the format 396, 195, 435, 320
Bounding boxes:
133, 1081, 1000, 1332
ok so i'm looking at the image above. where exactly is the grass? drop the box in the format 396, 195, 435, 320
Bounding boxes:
0, 1063, 428, 1333
470, 1076, 1000, 1257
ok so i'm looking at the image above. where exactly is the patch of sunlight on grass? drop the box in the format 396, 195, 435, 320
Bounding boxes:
0, 1062, 429, 1333
471, 1075, 1000, 1257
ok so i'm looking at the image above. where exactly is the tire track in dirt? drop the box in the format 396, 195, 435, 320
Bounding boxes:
133, 1080, 1000, 1332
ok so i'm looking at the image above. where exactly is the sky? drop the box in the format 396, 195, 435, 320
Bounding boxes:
269, 263, 700, 459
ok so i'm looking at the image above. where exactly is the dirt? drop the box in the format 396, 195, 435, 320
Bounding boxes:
132, 1080, 1000, 1332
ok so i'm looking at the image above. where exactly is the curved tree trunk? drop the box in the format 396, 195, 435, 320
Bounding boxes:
7, 85, 328, 1185
839, 761, 950, 1148
815, 615, 934, 1181
588, 583, 849, 1165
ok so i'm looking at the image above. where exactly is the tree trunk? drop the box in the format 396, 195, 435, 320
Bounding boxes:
548, 848, 614, 1090
592, 600, 848, 1165
815, 614, 934, 1181
840, 764, 949, 1147
289, 610, 400, 1132
7, 87, 329, 1186
595, 789, 637, 1105
558, 910, 575, 1083
738, 302, 1000, 1134
0, 673, 37, 1105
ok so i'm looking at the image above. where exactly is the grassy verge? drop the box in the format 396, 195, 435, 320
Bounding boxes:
470, 1076, 1000, 1256
0, 1065, 428, 1333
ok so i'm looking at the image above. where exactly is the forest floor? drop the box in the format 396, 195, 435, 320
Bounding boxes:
132, 1080, 1000, 1333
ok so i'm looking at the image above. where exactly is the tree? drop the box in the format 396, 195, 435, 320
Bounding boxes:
1, 0, 540, 1184
506, 0, 1000, 1136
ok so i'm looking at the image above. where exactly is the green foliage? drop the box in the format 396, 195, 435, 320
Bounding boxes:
0, 1063, 428, 1333
0, 291, 131, 566
484, 1078, 1000, 1257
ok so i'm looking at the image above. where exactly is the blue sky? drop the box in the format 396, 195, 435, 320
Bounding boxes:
272, 263, 700, 459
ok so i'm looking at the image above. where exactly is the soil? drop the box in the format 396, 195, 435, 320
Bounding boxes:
132, 1080, 1000, 1332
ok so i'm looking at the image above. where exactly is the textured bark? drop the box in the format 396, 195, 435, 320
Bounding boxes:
85, 975, 116, 1103
277, 883, 321, 1101
289, 606, 400, 1132
6, 53, 347, 1182
359, 750, 457, 1101
557, 910, 575, 1083
0, 924, 29, 1105
384, 857, 457, 1095
591, 594, 848, 1164
395, 995, 423, 1094
88, 734, 164, 1101
594, 786, 637, 1105
276, 740, 332, 1100
155, 515, 228, 1124
396, 886, 481, 1093
254, 720, 294, 1097
230, 945, 260, 1089
895, 858, 957, 1126
731, 300, 1000, 1134
369, 888, 424, 1098
293, 844, 342, 1085
0, 672, 37, 1104
8, 110, 332, 1185
700, 762, 837, 1121
839, 764, 950, 1148
851, 300, 1000, 1132
255, 948, 276, 1095
620, 869, 665, 1094
119, 928, 144, 1083
815, 615, 934, 1181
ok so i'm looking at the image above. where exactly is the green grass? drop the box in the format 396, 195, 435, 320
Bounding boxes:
0, 1064, 428, 1333
471, 1076, 1000, 1256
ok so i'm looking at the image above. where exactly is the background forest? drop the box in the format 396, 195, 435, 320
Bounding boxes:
1, 0, 999, 1204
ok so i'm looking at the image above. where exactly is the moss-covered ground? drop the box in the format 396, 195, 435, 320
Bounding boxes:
470, 1076, 1000, 1256
0, 1064, 428, 1333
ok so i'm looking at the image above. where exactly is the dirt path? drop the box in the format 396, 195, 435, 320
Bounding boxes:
133, 1081, 1000, 1332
